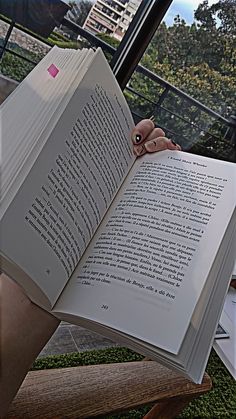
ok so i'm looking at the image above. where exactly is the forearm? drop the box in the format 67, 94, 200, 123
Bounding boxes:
0, 274, 60, 416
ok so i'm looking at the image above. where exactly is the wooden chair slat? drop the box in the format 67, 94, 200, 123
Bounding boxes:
7, 361, 212, 418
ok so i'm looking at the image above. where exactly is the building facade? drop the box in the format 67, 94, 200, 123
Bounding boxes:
83, 0, 142, 41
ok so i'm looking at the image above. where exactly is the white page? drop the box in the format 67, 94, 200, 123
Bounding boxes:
1, 51, 134, 306
1, 50, 94, 219
1, 48, 92, 213
54, 150, 236, 354
214, 287, 236, 379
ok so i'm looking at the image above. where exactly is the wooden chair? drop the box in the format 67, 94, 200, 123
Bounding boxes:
6, 359, 212, 418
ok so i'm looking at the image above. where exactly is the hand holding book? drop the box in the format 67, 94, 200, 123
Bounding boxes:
132, 118, 181, 156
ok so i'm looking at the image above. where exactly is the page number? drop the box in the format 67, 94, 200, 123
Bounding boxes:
101, 304, 109, 310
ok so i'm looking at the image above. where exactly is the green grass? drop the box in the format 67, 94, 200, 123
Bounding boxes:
32, 347, 236, 418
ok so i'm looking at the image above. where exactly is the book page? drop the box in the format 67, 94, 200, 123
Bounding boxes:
1, 50, 134, 306
54, 150, 236, 353
214, 287, 236, 379
1, 48, 94, 218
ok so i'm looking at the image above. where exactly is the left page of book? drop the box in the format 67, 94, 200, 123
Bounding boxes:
1, 46, 94, 218
0, 49, 135, 308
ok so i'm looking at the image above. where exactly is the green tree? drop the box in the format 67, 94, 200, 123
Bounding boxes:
136, 0, 235, 114
194, 0, 236, 74
124, 1, 236, 159
195, 0, 236, 35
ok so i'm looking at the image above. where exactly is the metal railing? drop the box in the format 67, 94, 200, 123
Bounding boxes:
0, 15, 235, 162
126, 66, 236, 162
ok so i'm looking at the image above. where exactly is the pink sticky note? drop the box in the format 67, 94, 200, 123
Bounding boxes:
47, 64, 59, 78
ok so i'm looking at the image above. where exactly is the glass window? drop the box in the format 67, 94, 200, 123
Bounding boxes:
124, 0, 236, 161
0, 0, 235, 161
0, 0, 143, 81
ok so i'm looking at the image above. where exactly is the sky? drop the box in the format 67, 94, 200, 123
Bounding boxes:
164, 0, 218, 26
63, 0, 219, 27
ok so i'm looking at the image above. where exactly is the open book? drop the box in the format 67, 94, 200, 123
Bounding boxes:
1, 47, 236, 384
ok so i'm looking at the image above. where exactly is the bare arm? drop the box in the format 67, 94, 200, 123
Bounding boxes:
0, 274, 60, 417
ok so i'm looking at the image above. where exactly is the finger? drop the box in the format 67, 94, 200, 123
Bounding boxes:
133, 143, 146, 157
131, 119, 156, 145
144, 137, 181, 153
134, 137, 180, 156
167, 139, 181, 151
133, 127, 166, 156
142, 127, 167, 145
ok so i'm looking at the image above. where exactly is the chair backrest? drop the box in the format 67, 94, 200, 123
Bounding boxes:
6, 360, 212, 418
0, 75, 18, 104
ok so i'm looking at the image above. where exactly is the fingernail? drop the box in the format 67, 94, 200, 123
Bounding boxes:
134, 144, 145, 156
133, 134, 142, 144
171, 139, 177, 146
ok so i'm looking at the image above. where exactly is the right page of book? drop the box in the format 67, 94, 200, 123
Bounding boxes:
213, 286, 236, 379
54, 150, 236, 354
